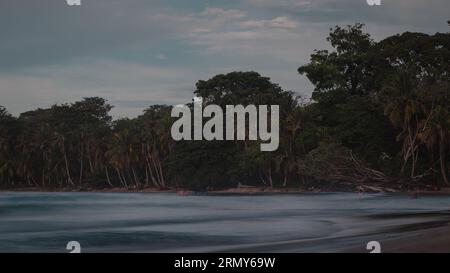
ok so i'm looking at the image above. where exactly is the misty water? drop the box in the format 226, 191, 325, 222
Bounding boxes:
1, 192, 450, 253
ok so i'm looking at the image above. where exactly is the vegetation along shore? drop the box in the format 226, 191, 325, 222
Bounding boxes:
0, 23, 449, 192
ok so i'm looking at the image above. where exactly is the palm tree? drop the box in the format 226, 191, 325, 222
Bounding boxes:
383, 70, 424, 177
279, 105, 305, 186
139, 105, 173, 188
420, 104, 450, 185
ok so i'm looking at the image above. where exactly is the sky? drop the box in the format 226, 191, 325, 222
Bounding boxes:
0, 0, 449, 118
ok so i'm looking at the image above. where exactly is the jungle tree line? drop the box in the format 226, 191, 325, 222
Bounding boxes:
0, 23, 449, 190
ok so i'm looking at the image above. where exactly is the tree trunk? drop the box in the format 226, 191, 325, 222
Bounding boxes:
267, 167, 273, 187
156, 157, 165, 187
439, 137, 449, 186
115, 168, 128, 189
62, 140, 74, 186
151, 154, 163, 187
145, 152, 158, 187
283, 168, 288, 187
79, 143, 83, 185
105, 167, 113, 187
131, 167, 140, 187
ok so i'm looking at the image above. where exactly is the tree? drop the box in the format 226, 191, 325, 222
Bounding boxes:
192, 71, 298, 187
378, 30, 450, 183
382, 69, 423, 177
0, 107, 16, 187
298, 23, 375, 99
417, 82, 450, 185
298, 24, 399, 172
138, 105, 173, 188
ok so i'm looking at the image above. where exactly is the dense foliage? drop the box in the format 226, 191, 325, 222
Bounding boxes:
0, 23, 449, 190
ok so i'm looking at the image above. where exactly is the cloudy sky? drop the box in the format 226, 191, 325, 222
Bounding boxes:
1, 0, 449, 117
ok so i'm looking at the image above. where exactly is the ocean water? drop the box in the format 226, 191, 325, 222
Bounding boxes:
0, 192, 449, 253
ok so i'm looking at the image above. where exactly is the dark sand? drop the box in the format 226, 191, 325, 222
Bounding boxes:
345, 226, 450, 253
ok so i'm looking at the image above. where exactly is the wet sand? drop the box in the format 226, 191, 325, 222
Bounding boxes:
368, 226, 450, 253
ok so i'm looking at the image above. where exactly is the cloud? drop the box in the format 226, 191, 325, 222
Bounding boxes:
200, 7, 246, 19
269, 17, 298, 29
245, 0, 312, 9
240, 17, 298, 29
155, 54, 167, 60
244, 0, 450, 29
183, 7, 319, 68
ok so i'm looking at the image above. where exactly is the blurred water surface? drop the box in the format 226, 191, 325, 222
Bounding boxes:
1, 192, 449, 252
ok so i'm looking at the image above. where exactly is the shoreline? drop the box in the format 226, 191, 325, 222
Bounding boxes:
2, 186, 450, 196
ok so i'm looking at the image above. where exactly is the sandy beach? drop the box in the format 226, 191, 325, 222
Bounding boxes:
345, 226, 450, 253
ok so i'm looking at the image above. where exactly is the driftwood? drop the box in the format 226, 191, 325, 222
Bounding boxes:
357, 185, 398, 193
311, 153, 426, 192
